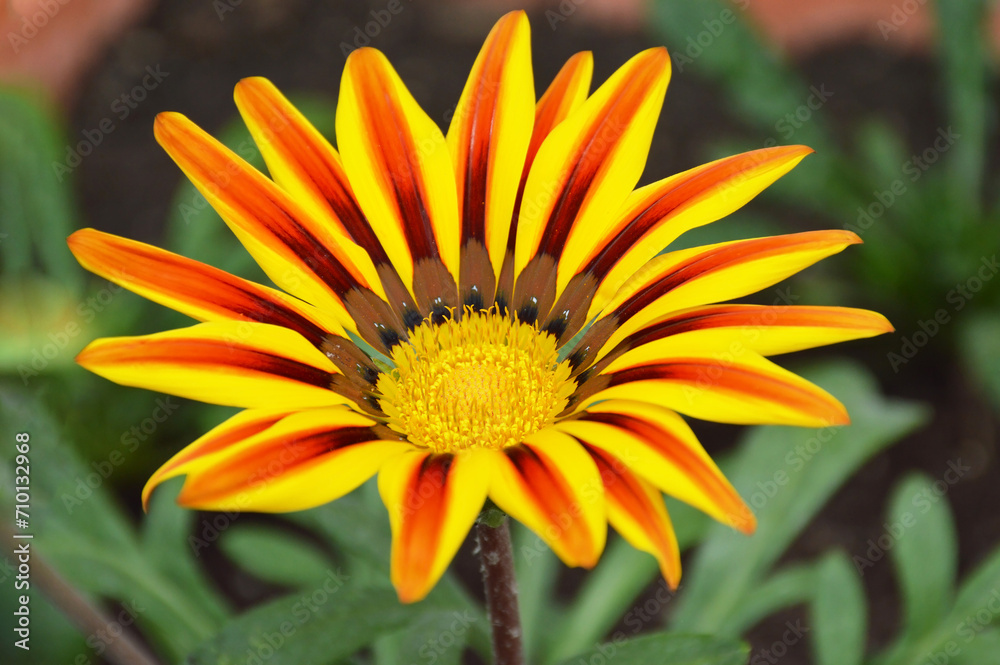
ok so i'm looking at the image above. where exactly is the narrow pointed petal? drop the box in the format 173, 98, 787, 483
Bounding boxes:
154, 113, 386, 324
234, 77, 424, 328
575, 336, 849, 427
67, 228, 346, 341
584, 146, 814, 315
513, 48, 670, 321
495, 51, 593, 312
234, 77, 388, 264
587, 230, 862, 355
585, 444, 681, 587
448, 10, 534, 300
589, 304, 893, 371
558, 401, 754, 534
337, 47, 460, 315
379, 449, 492, 603
76, 321, 354, 409
142, 408, 291, 510
486, 430, 606, 568
155, 407, 408, 512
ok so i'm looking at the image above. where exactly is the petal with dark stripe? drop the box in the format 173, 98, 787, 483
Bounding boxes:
486, 430, 606, 568
583, 230, 862, 357
557, 401, 754, 534
379, 449, 492, 603
512, 48, 670, 322
586, 304, 893, 373
234, 77, 422, 328
574, 338, 849, 427
495, 51, 593, 312
76, 321, 354, 409
154, 113, 387, 327
585, 444, 681, 587
153, 407, 408, 512
559, 146, 813, 326
337, 47, 460, 317
447, 10, 533, 305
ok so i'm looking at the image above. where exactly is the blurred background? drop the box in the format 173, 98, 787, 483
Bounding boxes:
1, 1, 999, 664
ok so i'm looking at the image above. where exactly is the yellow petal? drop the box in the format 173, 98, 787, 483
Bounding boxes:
448, 10, 534, 284
485, 430, 606, 568
585, 444, 682, 587
557, 401, 753, 534
378, 449, 492, 603
514, 48, 671, 304
586, 146, 814, 314
156, 407, 407, 512
580, 336, 849, 427
592, 230, 862, 352
337, 47, 460, 301
76, 321, 351, 409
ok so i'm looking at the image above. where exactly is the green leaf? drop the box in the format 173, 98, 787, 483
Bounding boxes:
887, 473, 958, 640
0, 87, 81, 285
512, 521, 561, 663
726, 564, 815, 635
952, 627, 1000, 665
373, 609, 476, 665
543, 535, 662, 664
958, 313, 1000, 413
812, 552, 867, 665
221, 524, 334, 588
0, 386, 225, 660
935, 0, 991, 215
186, 585, 441, 665
554, 632, 747, 665
670, 361, 928, 634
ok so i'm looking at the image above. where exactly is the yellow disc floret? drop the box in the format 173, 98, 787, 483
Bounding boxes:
376, 310, 576, 452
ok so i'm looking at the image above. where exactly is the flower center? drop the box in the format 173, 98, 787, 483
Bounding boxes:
376, 310, 575, 452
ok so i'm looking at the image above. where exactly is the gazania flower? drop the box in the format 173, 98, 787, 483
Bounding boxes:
69, 11, 890, 603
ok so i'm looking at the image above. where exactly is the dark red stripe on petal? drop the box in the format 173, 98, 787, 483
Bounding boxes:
585, 444, 675, 555
353, 57, 439, 262
157, 117, 367, 296
85, 338, 336, 389
583, 148, 808, 278
606, 361, 838, 421
180, 426, 380, 505
577, 412, 740, 519
235, 79, 392, 266
398, 454, 454, 580
505, 444, 594, 558
613, 232, 857, 325
69, 230, 332, 345
535, 51, 666, 260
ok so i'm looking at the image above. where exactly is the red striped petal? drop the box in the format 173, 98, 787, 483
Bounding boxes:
448, 11, 534, 306
379, 449, 491, 603
337, 47, 460, 318
512, 48, 670, 325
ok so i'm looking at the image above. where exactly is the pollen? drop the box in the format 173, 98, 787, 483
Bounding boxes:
376, 310, 576, 452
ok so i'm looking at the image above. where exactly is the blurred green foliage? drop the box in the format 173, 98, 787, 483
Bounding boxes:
2, 1, 999, 661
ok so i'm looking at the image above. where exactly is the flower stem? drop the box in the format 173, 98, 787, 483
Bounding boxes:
475, 517, 525, 665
